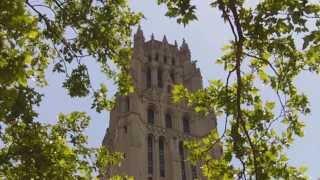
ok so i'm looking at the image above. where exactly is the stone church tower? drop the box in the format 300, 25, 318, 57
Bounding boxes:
102, 26, 220, 180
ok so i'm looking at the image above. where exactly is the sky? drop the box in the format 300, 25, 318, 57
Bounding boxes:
37, 1, 320, 179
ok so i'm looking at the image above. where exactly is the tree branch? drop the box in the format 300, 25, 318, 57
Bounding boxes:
228, 0, 262, 178
244, 52, 280, 77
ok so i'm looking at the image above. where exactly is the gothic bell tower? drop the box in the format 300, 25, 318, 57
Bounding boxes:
102, 26, 221, 180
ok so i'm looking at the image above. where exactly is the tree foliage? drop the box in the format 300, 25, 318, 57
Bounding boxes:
159, 0, 320, 179
0, 0, 141, 179
2, 0, 320, 179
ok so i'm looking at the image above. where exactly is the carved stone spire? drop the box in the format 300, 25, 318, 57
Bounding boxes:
181, 38, 189, 50
134, 25, 145, 42
133, 25, 144, 57
162, 35, 168, 44
180, 38, 191, 61
137, 24, 142, 33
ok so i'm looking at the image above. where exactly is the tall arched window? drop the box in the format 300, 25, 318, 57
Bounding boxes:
146, 67, 152, 88
147, 134, 154, 175
124, 96, 130, 112
165, 113, 172, 128
167, 85, 172, 94
170, 70, 175, 83
157, 68, 163, 88
125, 97, 130, 112
120, 96, 130, 112
183, 116, 190, 133
191, 165, 198, 179
159, 136, 165, 177
148, 55, 152, 62
172, 57, 175, 65
147, 107, 155, 125
179, 141, 186, 180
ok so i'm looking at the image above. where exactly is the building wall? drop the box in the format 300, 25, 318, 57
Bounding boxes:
102, 27, 221, 180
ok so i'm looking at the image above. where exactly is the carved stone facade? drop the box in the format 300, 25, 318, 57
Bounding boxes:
102, 26, 221, 180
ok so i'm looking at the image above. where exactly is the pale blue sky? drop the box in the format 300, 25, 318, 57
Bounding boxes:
38, 1, 320, 179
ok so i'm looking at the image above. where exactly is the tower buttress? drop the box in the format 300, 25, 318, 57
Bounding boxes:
134, 25, 145, 48
132, 25, 145, 92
